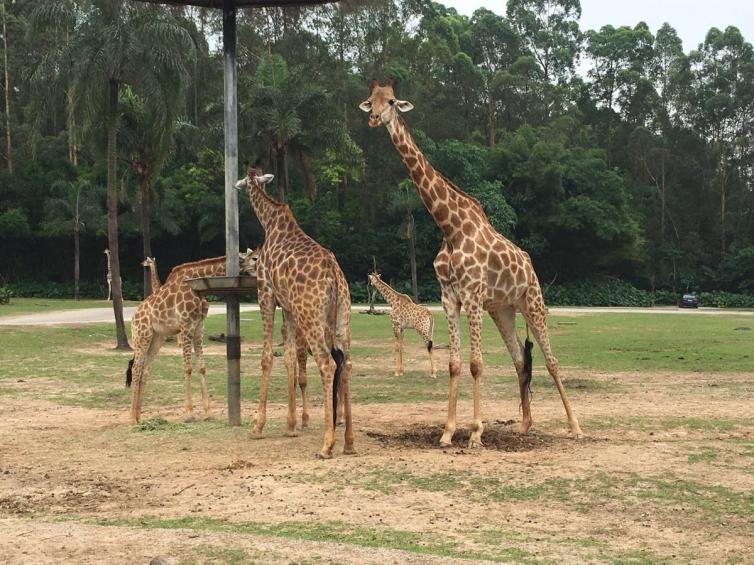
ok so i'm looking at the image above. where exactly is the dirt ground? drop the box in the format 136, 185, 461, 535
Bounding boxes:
1, 365, 753, 564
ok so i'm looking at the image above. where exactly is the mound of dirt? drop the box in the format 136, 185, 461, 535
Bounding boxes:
366, 422, 556, 451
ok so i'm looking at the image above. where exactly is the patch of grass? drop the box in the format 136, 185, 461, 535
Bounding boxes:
0, 297, 138, 317
687, 447, 718, 463
610, 548, 669, 565
90, 515, 540, 563
182, 545, 258, 565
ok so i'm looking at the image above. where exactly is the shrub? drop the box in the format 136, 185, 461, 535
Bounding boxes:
0, 286, 11, 304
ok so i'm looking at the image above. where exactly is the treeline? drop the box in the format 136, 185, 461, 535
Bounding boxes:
1, 0, 754, 304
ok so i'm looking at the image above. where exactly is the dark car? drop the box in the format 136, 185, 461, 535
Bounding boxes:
680, 293, 700, 308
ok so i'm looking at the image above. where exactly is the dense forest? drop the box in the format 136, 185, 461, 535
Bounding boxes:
2, 0, 754, 306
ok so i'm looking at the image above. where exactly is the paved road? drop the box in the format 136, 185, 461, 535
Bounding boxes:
1, 304, 752, 326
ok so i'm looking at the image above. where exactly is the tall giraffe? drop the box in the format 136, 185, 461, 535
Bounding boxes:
126, 255, 244, 424
104, 249, 119, 301
236, 166, 353, 459
367, 271, 436, 378
360, 80, 582, 447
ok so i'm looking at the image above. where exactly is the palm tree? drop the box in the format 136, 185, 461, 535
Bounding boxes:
31, 0, 195, 350
43, 179, 103, 301
119, 87, 182, 297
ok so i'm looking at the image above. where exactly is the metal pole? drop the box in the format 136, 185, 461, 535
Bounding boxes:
223, 0, 241, 426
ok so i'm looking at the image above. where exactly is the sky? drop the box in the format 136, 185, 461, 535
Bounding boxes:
440, 0, 754, 53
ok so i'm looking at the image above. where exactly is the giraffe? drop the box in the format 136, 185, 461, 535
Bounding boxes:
142, 257, 161, 293
235, 166, 353, 459
103, 249, 119, 301
241, 248, 311, 428
360, 80, 582, 447
125, 254, 245, 424
367, 271, 436, 378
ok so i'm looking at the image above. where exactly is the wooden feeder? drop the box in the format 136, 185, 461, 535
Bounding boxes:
132, 0, 338, 426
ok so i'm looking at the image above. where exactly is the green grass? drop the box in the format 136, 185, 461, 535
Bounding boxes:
89, 515, 541, 564
0, 297, 138, 317
1, 309, 753, 412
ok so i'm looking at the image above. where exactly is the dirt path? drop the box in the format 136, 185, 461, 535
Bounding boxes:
2, 304, 751, 326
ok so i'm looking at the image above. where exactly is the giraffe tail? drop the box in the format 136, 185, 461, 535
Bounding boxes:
331, 347, 344, 426
125, 357, 134, 388
522, 336, 534, 394
426, 312, 434, 353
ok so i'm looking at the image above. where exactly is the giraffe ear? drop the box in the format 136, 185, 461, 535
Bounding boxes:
395, 100, 414, 113
234, 177, 247, 189
359, 99, 372, 112
256, 174, 274, 184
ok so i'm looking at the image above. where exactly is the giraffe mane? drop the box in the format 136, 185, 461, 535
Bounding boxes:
396, 115, 492, 225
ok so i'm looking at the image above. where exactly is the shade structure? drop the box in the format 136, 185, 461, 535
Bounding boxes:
130, 0, 338, 426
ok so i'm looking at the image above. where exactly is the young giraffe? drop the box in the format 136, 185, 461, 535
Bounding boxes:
361, 80, 582, 447
367, 271, 436, 378
125, 255, 243, 424
104, 249, 118, 301
236, 166, 353, 459
241, 248, 311, 428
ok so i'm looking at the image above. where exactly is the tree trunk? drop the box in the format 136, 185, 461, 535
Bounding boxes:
276, 145, 287, 202
486, 94, 496, 147
106, 78, 131, 351
295, 146, 317, 201
74, 225, 80, 301
408, 213, 418, 302
1, 0, 12, 174
720, 157, 727, 258
140, 176, 153, 298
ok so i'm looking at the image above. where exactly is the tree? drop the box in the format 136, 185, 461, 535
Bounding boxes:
43, 179, 102, 300
388, 179, 423, 301
1, 0, 12, 173
31, 0, 195, 348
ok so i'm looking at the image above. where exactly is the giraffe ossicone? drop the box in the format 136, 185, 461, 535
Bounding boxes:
361, 80, 583, 447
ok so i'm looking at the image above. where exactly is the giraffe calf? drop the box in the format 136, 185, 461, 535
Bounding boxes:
368, 271, 436, 378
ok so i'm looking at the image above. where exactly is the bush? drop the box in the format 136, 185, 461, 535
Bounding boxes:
0, 286, 11, 304
8, 279, 143, 300
698, 291, 754, 308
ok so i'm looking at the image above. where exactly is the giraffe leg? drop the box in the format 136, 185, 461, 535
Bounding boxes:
252, 290, 276, 438
522, 290, 583, 438
180, 327, 196, 422
439, 290, 462, 447
295, 327, 310, 429
282, 311, 299, 437
313, 344, 337, 459
392, 322, 403, 377
489, 305, 532, 434
130, 331, 164, 424
465, 296, 485, 448
334, 299, 354, 454
193, 324, 211, 420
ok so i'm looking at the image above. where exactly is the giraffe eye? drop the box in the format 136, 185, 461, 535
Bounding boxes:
389, 99, 396, 106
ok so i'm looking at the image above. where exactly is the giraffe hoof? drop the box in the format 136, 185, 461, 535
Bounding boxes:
515, 422, 532, 434
249, 430, 265, 440
343, 444, 356, 455
183, 415, 198, 423
316, 450, 333, 460
202, 414, 214, 422
468, 438, 485, 449
285, 430, 299, 438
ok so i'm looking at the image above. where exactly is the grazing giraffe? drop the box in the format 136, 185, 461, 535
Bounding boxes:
236, 166, 353, 459
367, 271, 436, 378
241, 248, 311, 428
360, 80, 582, 447
125, 255, 244, 424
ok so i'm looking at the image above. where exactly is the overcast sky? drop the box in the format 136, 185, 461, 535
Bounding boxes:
440, 0, 754, 53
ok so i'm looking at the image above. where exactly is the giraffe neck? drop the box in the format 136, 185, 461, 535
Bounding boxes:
148, 263, 161, 290
386, 117, 471, 239
166, 257, 227, 284
247, 185, 293, 235
371, 277, 400, 306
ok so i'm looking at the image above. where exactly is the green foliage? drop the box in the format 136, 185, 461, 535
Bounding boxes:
0, 287, 12, 304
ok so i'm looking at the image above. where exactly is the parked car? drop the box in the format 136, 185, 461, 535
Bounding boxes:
679, 293, 700, 308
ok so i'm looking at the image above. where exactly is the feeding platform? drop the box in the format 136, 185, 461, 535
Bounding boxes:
186, 275, 258, 296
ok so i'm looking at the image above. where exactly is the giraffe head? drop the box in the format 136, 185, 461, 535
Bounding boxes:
141, 257, 156, 268
240, 247, 260, 277
359, 79, 414, 128
235, 165, 274, 194
367, 270, 382, 286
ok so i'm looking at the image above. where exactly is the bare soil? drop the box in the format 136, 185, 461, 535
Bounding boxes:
1, 368, 753, 564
